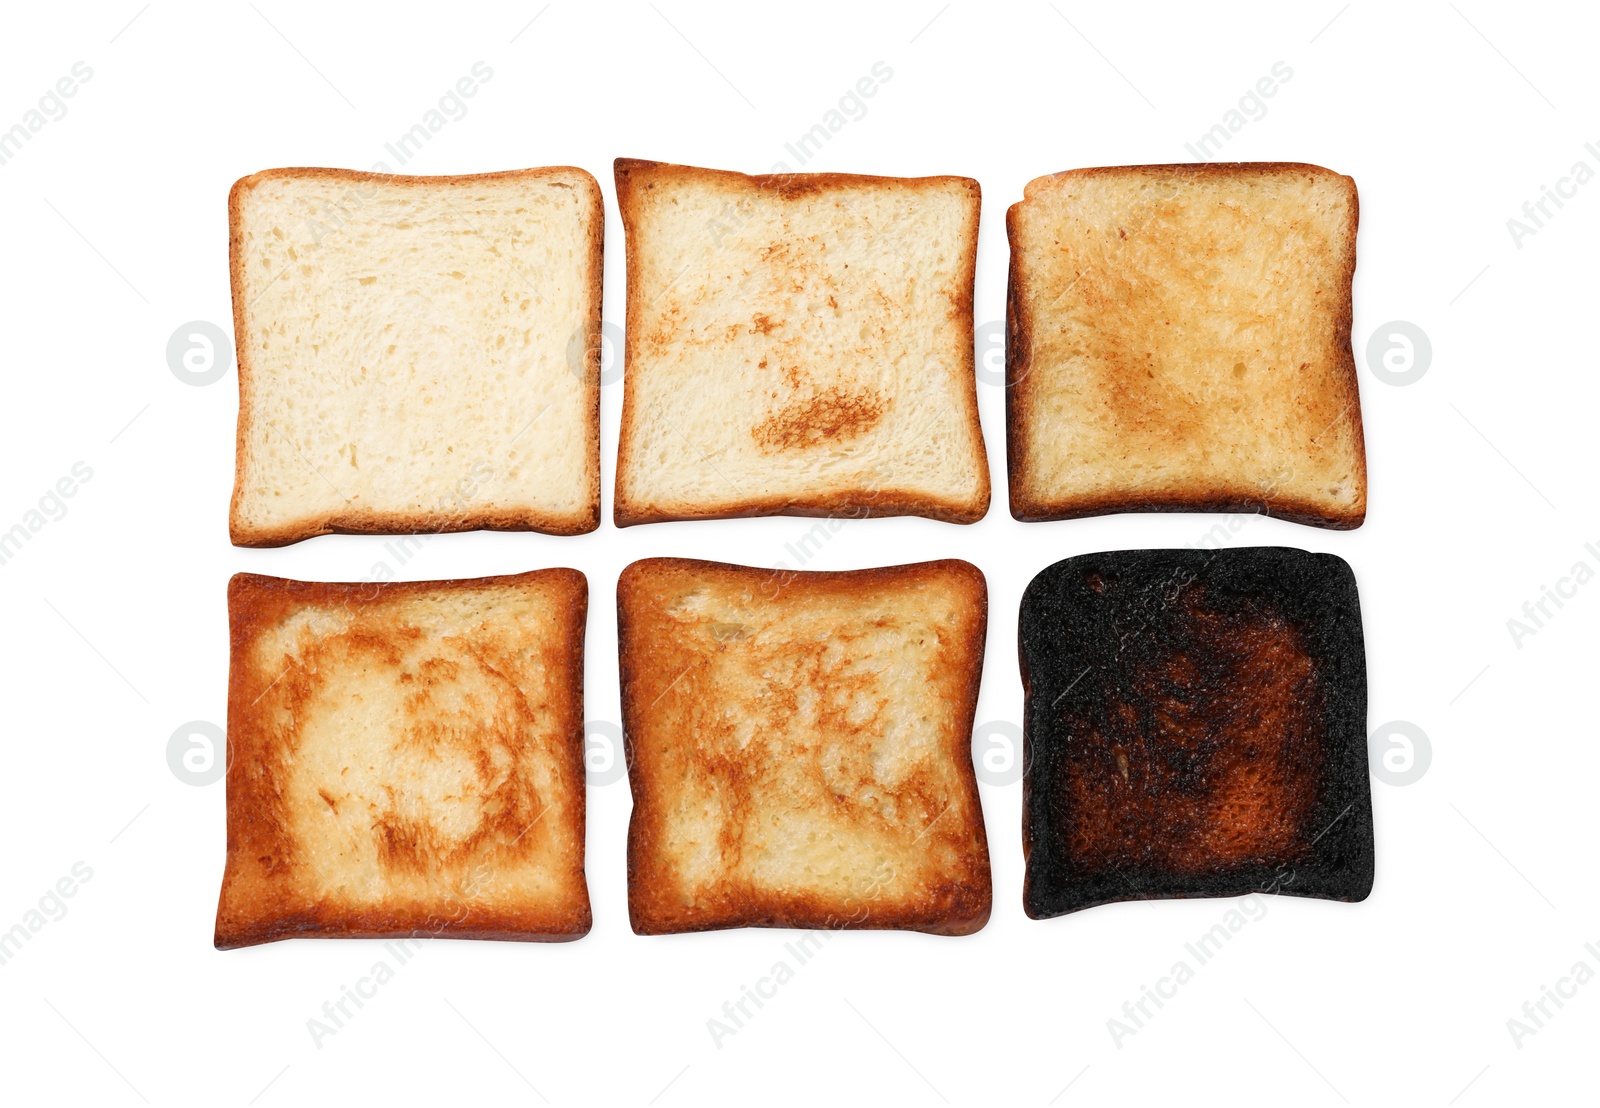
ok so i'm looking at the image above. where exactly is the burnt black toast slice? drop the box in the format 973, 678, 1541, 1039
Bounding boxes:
1020, 547, 1373, 918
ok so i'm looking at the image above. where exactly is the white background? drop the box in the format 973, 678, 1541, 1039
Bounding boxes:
0, 1, 1593, 1104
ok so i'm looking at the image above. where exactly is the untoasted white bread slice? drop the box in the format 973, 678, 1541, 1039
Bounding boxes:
1007, 162, 1366, 529
619, 558, 992, 935
228, 166, 602, 546
613, 159, 990, 526
215, 570, 591, 947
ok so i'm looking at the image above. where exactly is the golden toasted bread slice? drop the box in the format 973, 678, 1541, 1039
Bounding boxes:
228, 166, 603, 546
1007, 162, 1365, 529
613, 158, 990, 526
215, 570, 591, 948
618, 558, 991, 935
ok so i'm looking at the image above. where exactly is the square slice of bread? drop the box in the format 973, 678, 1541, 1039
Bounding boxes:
228, 166, 602, 546
215, 569, 591, 947
612, 159, 990, 526
1019, 548, 1374, 918
618, 557, 992, 935
1007, 163, 1366, 529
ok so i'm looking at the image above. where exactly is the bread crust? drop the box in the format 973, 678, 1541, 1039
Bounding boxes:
227, 165, 603, 547
215, 568, 591, 948
617, 557, 992, 935
1005, 161, 1366, 530
612, 158, 990, 527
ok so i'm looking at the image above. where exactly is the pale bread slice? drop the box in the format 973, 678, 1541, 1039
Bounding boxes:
619, 558, 992, 935
1007, 162, 1366, 529
613, 159, 990, 526
215, 569, 591, 947
228, 166, 602, 546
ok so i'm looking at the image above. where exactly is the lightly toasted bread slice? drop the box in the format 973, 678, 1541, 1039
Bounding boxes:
215, 569, 591, 948
618, 558, 992, 935
1019, 547, 1374, 918
612, 158, 990, 526
228, 166, 602, 546
1007, 162, 1366, 529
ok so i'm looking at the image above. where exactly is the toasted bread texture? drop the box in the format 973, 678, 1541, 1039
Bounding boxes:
1007, 163, 1366, 529
1019, 548, 1374, 918
612, 159, 990, 526
228, 166, 602, 546
215, 570, 591, 948
619, 558, 991, 935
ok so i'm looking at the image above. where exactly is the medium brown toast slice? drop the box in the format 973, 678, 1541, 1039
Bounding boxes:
228, 166, 602, 546
215, 569, 591, 947
612, 158, 990, 526
618, 558, 991, 935
1006, 162, 1366, 529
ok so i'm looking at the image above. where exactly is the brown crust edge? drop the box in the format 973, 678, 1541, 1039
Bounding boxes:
617, 557, 992, 936
1005, 161, 1366, 531
611, 158, 990, 528
214, 567, 592, 948
226, 165, 604, 548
